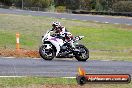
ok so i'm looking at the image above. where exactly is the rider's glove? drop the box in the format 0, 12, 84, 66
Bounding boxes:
50, 28, 54, 32
60, 33, 65, 37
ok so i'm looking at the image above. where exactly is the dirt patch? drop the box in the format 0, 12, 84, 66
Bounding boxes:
0, 49, 40, 58
116, 25, 132, 30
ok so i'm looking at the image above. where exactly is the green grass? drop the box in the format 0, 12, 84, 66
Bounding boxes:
85, 83, 132, 88
0, 77, 132, 88
0, 14, 132, 61
0, 77, 76, 87
70, 26, 132, 50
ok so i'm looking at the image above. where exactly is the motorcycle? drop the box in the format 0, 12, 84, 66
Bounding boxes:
39, 29, 89, 61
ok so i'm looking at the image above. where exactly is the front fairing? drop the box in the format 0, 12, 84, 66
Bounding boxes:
48, 37, 64, 46
44, 37, 64, 56
42, 30, 51, 43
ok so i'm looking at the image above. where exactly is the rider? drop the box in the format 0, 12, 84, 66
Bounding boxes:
51, 21, 75, 49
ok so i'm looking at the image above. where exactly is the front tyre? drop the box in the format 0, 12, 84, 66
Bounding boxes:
74, 44, 89, 61
39, 44, 55, 60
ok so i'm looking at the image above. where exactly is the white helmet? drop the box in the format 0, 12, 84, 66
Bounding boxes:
52, 22, 61, 28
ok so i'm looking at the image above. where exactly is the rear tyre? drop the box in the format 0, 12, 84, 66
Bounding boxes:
39, 43, 55, 60
74, 44, 89, 61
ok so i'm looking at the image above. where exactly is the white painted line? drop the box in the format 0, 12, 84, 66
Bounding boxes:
126, 17, 132, 20
82, 20, 87, 21
61, 18, 66, 20
16, 10, 23, 12
72, 19, 77, 20
50, 17, 56, 19
114, 23, 119, 24
62, 77, 76, 79
97, 15, 105, 17
1, 57, 41, 60
95, 21, 99, 22
104, 22, 109, 24
126, 24, 131, 25
1, 57, 15, 59
100, 60, 111, 61
0, 76, 76, 79
32, 58, 41, 59
0, 76, 26, 78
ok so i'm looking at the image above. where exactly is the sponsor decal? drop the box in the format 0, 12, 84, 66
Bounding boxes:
76, 67, 131, 85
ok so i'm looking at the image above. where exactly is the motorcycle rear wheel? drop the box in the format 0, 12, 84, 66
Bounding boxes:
74, 44, 89, 61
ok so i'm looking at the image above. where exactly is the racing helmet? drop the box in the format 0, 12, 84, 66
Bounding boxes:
52, 22, 61, 28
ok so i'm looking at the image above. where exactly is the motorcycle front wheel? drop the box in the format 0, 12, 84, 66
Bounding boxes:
39, 44, 55, 60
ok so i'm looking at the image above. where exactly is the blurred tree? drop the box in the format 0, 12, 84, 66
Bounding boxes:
0, 0, 18, 5
79, 0, 93, 11
112, 1, 132, 12
0, 0, 52, 8
54, 0, 65, 6
1, 0, 131, 12
65, 0, 80, 10
37, 0, 52, 8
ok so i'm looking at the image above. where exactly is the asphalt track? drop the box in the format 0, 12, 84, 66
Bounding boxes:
0, 57, 132, 77
0, 8, 132, 25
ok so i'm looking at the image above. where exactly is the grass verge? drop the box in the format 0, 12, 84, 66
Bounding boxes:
0, 77, 131, 88
0, 77, 76, 87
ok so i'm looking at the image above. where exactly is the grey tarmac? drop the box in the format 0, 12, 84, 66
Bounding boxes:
0, 57, 132, 77
0, 8, 132, 25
